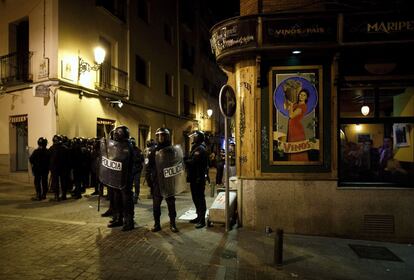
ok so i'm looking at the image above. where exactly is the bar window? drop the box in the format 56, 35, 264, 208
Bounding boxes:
339, 86, 414, 187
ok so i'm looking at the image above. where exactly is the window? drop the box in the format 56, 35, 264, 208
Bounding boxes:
5, 18, 31, 84
98, 36, 112, 89
135, 55, 149, 86
138, 125, 149, 150
183, 84, 195, 117
165, 73, 174, 96
164, 23, 174, 45
96, 0, 126, 22
180, 0, 194, 29
339, 86, 414, 187
137, 0, 149, 23
181, 41, 194, 73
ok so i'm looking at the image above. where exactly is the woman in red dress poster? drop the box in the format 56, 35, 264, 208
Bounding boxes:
287, 89, 309, 161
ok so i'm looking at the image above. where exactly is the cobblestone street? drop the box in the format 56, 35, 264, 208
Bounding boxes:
1, 178, 413, 280
0, 178, 294, 280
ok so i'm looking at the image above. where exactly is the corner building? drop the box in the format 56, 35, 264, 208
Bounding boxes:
0, 0, 225, 182
211, 0, 414, 241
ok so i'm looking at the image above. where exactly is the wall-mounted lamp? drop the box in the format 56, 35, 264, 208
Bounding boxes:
361, 105, 370, 116
78, 46, 106, 80
109, 100, 123, 108
201, 109, 213, 119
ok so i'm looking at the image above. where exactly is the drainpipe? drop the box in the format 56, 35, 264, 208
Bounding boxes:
176, 0, 181, 117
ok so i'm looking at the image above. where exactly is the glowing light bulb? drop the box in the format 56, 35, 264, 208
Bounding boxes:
361, 105, 370, 116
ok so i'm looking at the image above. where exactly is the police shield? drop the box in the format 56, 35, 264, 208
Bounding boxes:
155, 144, 186, 197
99, 138, 131, 189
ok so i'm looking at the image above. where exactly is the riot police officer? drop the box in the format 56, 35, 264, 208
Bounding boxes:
185, 130, 209, 228
49, 135, 70, 201
105, 126, 135, 231
29, 137, 50, 200
145, 127, 179, 233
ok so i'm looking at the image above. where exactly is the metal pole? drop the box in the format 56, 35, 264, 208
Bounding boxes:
225, 117, 230, 232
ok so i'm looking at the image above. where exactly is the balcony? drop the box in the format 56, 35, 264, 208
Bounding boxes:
95, 62, 128, 97
0, 52, 33, 86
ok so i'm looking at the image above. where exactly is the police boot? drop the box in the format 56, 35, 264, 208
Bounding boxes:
195, 216, 206, 229
151, 217, 161, 232
31, 192, 41, 201
122, 216, 134, 232
170, 219, 179, 233
108, 215, 123, 228
189, 217, 199, 224
101, 208, 113, 217
50, 193, 60, 202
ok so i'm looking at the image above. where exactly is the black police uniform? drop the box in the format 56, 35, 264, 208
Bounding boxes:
49, 135, 70, 201
107, 126, 135, 231
185, 131, 209, 228
145, 128, 178, 233
29, 138, 50, 200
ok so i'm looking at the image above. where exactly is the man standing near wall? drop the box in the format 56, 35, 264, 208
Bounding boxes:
185, 130, 209, 229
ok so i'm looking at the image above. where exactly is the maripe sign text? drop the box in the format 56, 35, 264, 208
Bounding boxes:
343, 14, 414, 42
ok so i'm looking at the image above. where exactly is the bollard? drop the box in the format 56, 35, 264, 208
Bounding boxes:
274, 228, 284, 267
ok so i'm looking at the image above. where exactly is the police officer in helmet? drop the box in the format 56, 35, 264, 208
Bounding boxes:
107, 125, 135, 231
49, 134, 70, 201
185, 130, 209, 228
29, 137, 50, 200
145, 127, 179, 232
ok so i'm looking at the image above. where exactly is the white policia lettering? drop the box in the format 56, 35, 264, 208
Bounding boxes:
102, 156, 122, 171
163, 162, 184, 178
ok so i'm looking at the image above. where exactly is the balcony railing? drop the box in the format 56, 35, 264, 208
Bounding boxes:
0, 52, 33, 85
95, 62, 128, 97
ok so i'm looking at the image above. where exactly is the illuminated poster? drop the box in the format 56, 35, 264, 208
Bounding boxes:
269, 65, 323, 165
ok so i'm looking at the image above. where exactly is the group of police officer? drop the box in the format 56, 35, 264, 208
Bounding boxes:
29, 135, 103, 201
30, 125, 209, 232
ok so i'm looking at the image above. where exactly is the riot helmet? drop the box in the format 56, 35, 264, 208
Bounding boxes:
130, 137, 137, 147
155, 127, 170, 145
146, 139, 156, 148
113, 125, 130, 141
189, 130, 205, 144
52, 134, 62, 144
37, 137, 48, 147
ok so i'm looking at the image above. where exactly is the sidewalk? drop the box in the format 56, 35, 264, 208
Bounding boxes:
0, 177, 413, 280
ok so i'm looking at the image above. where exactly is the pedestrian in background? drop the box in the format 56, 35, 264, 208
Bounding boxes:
185, 130, 209, 229
29, 137, 50, 200
215, 149, 225, 185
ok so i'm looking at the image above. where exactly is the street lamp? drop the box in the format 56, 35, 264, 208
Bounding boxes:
207, 108, 213, 118
78, 47, 106, 80
109, 100, 123, 108
361, 105, 370, 116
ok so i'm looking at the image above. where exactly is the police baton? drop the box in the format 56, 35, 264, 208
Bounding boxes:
97, 187, 101, 212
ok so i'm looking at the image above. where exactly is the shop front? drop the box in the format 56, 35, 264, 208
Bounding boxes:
210, 11, 414, 241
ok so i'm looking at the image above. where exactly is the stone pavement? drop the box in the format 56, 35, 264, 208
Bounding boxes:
0, 177, 413, 280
